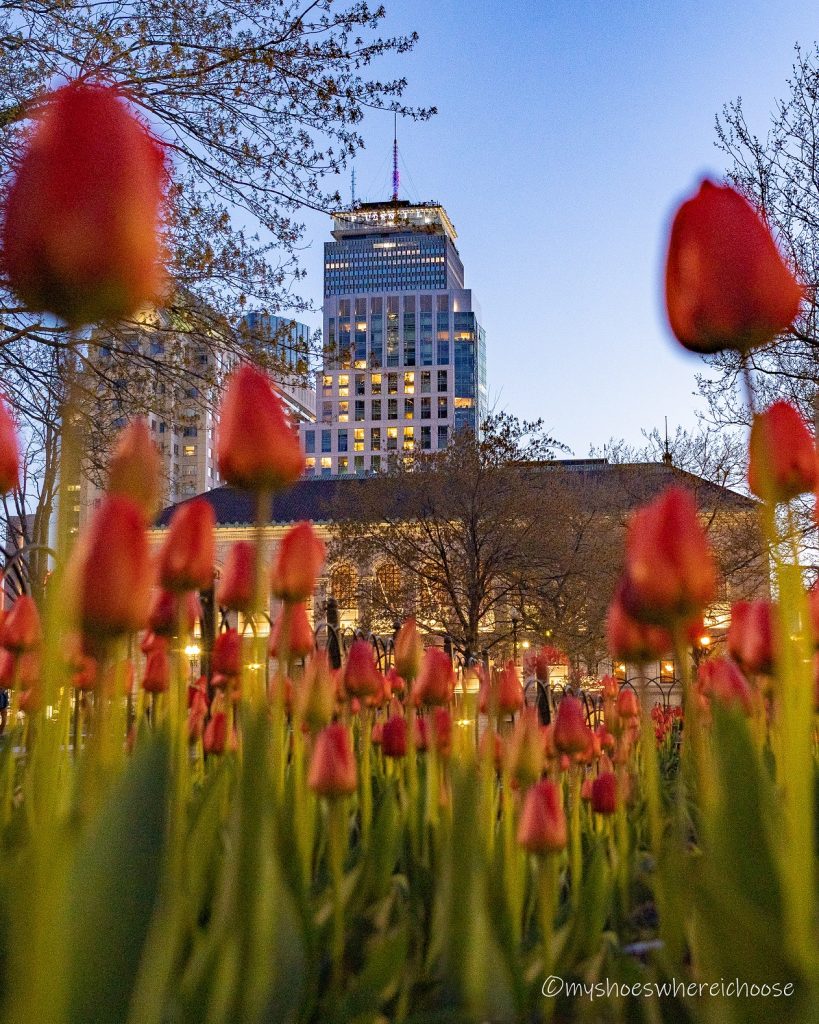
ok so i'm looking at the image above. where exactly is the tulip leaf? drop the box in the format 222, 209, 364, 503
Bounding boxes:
64, 734, 169, 1024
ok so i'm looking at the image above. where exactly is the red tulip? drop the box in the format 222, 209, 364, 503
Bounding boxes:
553, 695, 589, 755
431, 706, 453, 759
394, 618, 423, 682
217, 541, 256, 612
141, 648, 170, 694
203, 710, 228, 755
616, 688, 640, 719
270, 522, 326, 602
2, 81, 167, 326
0, 397, 19, 494
212, 629, 241, 678
108, 418, 162, 520
506, 708, 546, 786
217, 364, 305, 491
298, 651, 336, 730
269, 602, 315, 660
517, 778, 567, 853
727, 600, 777, 674
497, 661, 524, 714
0, 595, 41, 652
188, 689, 208, 741
413, 647, 455, 706
591, 772, 618, 815
343, 639, 382, 699
479, 728, 505, 773
748, 401, 818, 504
606, 583, 672, 662
621, 487, 716, 627
665, 179, 802, 354
308, 722, 357, 797
158, 498, 215, 592
381, 715, 408, 758
148, 589, 201, 637
67, 496, 153, 637
698, 657, 754, 715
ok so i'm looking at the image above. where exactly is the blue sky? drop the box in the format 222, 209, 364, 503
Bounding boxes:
296, 0, 817, 455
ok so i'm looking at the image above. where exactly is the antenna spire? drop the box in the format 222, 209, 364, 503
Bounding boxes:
392, 111, 399, 203
662, 417, 673, 465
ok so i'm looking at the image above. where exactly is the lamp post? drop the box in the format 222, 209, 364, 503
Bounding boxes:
511, 610, 520, 662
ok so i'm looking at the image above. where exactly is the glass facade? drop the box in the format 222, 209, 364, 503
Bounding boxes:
301, 199, 487, 476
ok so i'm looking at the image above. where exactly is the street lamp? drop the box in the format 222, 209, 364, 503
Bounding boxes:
511, 610, 520, 661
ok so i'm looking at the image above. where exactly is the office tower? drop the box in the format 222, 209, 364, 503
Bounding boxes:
241, 312, 316, 423
301, 198, 487, 477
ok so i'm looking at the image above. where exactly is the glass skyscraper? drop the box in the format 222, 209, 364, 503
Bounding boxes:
301, 199, 487, 476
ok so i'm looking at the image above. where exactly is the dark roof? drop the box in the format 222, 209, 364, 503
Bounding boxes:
155, 460, 755, 529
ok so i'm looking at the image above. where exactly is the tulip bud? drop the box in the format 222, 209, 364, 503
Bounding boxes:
108, 418, 162, 521
497, 660, 524, 714
270, 522, 326, 603
142, 648, 170, 694
665, 179, 802, 354
204, 710, 228, 756
517, 779, 567, 854
66, 495, 154, 638
381, 715, 408, 758
2, 81, 167, 326
727, 600, 777, 675
431, 706, 453, 759
298, 651, 336, 730
394, 618, 423, 682
606, 583, 672, 662
748, 401, 818, 504
308, 722, 357, 797
217, 541, 256, 612
188, 689, 208, 741
580, 778, 594, 802
212, 629, 241, 678
217, 365, 305, 491
616, 688, 640, 719
0, 595, 41, 652
479, 728, 505, 773
385, 666, 406, 697
343, 639, 382, 699
269, 601, 315, 660
591, 772, 618, 815
158, 498, 215, 592
553, 695, 589, 755
413, 647, 455, 706
148, 589, 200, 637
506, 708, 546, 786
621, 487, 716, 627
698, 657, 755, 715
0, 397, 19, 494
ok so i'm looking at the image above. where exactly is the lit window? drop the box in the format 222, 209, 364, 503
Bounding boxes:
338, 374, 349, 397
354, 428, 365, 452
184, 445, 196, 456
321, 456, 332, 469
371, 373, 382, 394
454, 397, 474, 409
403, 426, 414, 450
404, 372, 415, 394
338, 401, 349, 423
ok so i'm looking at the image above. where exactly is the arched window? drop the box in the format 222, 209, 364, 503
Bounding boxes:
330, 563, 358, 610
375, 560, 404, 610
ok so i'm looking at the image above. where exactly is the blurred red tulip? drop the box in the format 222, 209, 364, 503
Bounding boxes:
212, 629, 241, 678
270, 522, 326, 602
553, 695, 589, 755
431, 706, 452, 759
394, 618, 423, 682
217, 541, 256, 612
606, 583, 672, 662
413, 647, 455, 706
298, 651, 336, 730
381, 715, 408, 757
343, 639, 382, 699
269, 602, 314, 660
0, 595, 41, 652
497, 660, 524, 714
506, 708, 546, 786
203, 710, 228, 755
665, 180, 802, 354
0, 397, 19, 494
479, 728, 505, 773
188, 689, 208, 741
621, 487, 716, 627
142, 648, 170, 694
616, 688, 640, 719
217, 365, 305, 491
148, 589, 201, 637
107, 418, 162, 521
748, 401, 818, 504
2, 81, 167, 326
517, 779, 567, 853
591, 772, 618, 815
698, 657, 755, 715
158, 498, 215, 592
727, 600, 777, 675
308, 722, 357, 797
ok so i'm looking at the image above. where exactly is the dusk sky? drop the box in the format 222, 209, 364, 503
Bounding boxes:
297, 1, 817, 456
